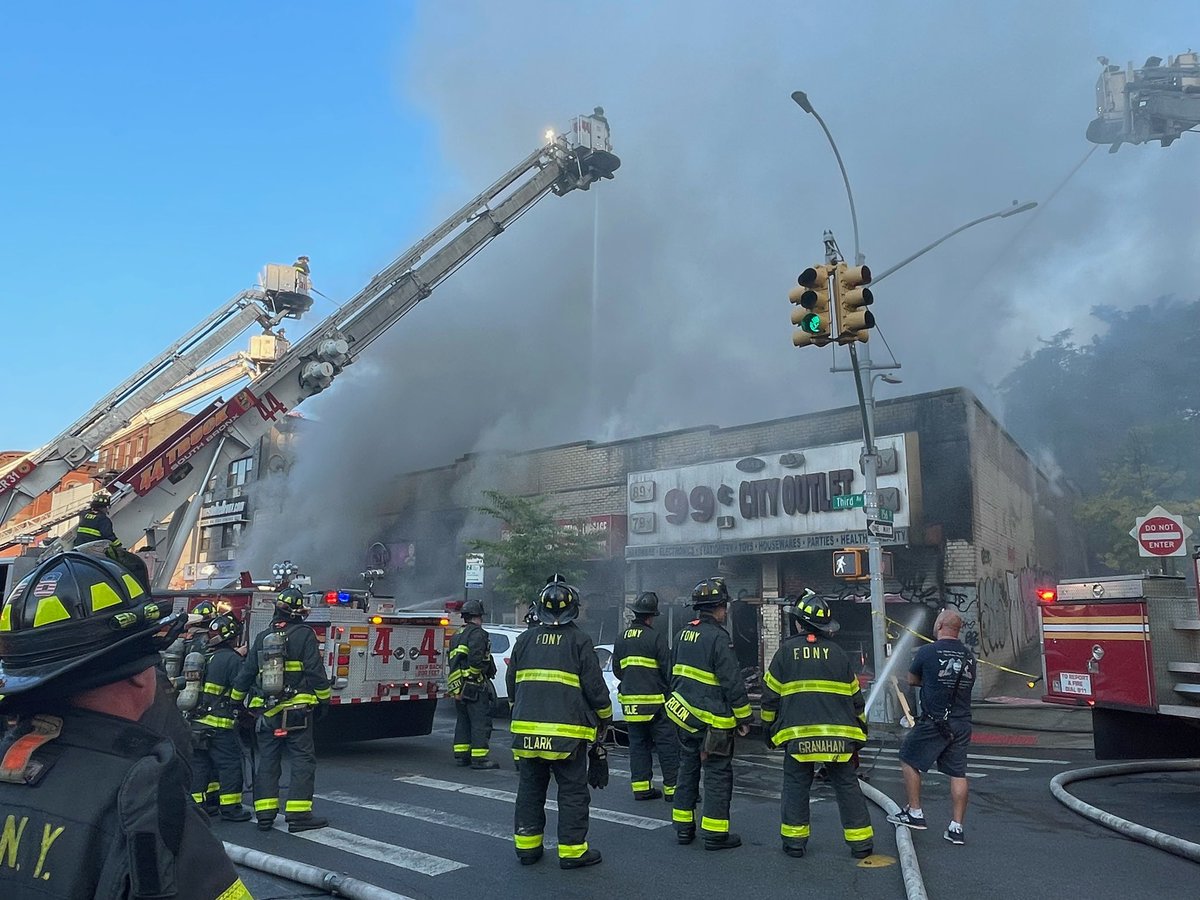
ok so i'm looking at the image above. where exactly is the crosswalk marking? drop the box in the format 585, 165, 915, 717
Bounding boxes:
396, 775, 669, 830
317, 790, 557, 848
280, 824, 467, 876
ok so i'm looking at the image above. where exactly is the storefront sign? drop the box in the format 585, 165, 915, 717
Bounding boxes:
199, 497, 249, 528
555, 514, 628, 559
626, 436, 913, 558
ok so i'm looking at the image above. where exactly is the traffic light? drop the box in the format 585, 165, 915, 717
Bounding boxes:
789, 265, 833, 348
834, 263, 875, 344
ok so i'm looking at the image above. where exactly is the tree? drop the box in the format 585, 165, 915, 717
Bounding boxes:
466, 490, 599, 618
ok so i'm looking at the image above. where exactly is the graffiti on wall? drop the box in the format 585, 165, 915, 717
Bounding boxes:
944, 565, 1052, 659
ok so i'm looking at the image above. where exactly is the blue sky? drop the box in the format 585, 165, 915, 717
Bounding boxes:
1, 2, 441, 449
3, 0, 1197, 466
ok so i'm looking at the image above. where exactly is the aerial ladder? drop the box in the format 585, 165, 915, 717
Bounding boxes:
98, 112, 618, 587
1087, 51, 1200, 150
0, 341, 281, 552
0, 276, 311, 527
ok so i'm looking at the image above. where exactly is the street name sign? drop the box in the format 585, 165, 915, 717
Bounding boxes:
832, 493, 865, 510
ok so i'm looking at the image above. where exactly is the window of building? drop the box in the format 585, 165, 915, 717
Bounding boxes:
227, 457, 254, 489
220, 523, 241, 549
199, 528, 212, 554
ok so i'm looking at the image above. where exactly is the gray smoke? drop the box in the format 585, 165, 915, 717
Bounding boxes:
241, 1, 1198, 581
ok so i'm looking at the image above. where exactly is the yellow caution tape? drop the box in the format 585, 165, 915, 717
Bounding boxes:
874, 611, 1041, 681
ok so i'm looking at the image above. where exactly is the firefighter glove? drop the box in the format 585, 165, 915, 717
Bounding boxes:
587, 743, 609, 789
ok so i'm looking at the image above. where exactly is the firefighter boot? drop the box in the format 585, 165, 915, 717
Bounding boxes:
256, 817, 275, 832
634, 787, 663, 801
287, 813, 329, 833
471, 758, 500, 770
676, 827, 695, 845
220, 806, 253, 823
560, 848, 602, 870
704, 832, 742, 851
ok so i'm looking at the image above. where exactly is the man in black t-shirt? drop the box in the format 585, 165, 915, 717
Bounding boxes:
887, 609, 976, 846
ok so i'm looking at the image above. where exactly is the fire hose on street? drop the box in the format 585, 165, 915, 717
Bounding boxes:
223, 842, 415, 900
858, 780, 929, 900
1049, 760, 1200, 864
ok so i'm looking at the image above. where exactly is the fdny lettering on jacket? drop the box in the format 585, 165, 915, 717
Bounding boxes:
535, 633, 562, 645
793, 646, 830, 660
0, 814, 66, 883
679, 630, 701, 643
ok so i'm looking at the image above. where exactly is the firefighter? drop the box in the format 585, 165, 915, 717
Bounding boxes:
666, 577, 753, 850
448, 597, 498, 769
613, 590, 678, 801
233, 585, 332, 832
292, 255, 310, 276
0, 550, 249, 899
185, 614, 252, 822
761, 591, 874, 859
508, 581, 611, 869
75, 490, 151, 591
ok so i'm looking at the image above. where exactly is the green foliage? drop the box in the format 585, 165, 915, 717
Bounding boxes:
998, 296, 1200, 570
465, 490, 599, 617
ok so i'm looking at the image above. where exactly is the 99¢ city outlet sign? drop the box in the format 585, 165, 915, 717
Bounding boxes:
626, 435, 915, 559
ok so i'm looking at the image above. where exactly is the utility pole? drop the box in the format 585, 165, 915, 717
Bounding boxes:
822, 231, 889, 722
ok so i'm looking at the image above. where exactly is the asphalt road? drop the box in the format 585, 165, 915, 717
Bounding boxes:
220, 707, 1199, 899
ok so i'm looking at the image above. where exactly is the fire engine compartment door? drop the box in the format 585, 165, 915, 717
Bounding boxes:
1041, 602, 1155, 710
367, 623, 444, 684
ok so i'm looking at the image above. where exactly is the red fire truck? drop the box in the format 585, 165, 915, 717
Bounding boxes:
1040, 574, 1200, 758
165, 578, 451, 742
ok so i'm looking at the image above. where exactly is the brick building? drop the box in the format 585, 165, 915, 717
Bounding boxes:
367, 387, 1086, 697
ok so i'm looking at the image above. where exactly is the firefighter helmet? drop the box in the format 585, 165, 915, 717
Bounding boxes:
537, 581, 580, 625
189, 598, 218, 621
786, 590, 839, 635
631, 591, 660, 616
691, 577, 730, 609
208, 613, 240, 645
274, 586, 308, 619
461, 598, 485, 620
0, 551, 183, 703
90, 490, 111, 508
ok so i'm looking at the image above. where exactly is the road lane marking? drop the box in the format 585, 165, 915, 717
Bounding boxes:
605, 765, 801, 802
280, 825, 466, 876
861, 750, 1029, 771
864, 747, 1068, 765
396, 775, 668, 830
317, 790, 557, 848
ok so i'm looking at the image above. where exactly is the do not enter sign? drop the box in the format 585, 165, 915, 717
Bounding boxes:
1129, 506, 1193, 557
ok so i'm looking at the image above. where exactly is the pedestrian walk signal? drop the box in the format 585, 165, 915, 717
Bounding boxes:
833, 548, 864, 579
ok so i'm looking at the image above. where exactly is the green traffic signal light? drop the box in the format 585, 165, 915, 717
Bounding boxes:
799, 312, 822, 334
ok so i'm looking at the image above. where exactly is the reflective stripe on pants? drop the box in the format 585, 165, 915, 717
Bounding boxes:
191, 728, 246, 810
627, 706, 679, 795
514, 744, 590, 858
781, 753, 873, 851
453, 691, 493, 760
254, 713, 317, 820
673, 726, 732, 833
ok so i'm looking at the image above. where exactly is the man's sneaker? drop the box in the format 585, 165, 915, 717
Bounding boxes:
886, 808, 928, 830
944, 825, 965, 845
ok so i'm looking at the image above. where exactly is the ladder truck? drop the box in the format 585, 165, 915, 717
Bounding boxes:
0, 274, 311, 546
10, 112, 618, 740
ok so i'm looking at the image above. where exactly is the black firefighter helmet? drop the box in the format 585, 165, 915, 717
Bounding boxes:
786, 589, 839, 635
0, 551, 184, 705
461, 598, 485, 620
631, 591, 660, 616
275, 586, 308, 619
537, 581, 580, 625
690, 577, 730, 609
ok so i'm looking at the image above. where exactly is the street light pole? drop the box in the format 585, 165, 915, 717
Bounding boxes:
870, 201, 1037, 285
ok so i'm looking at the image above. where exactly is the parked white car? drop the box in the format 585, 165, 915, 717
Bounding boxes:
594, 644, 625, 725
485, 627, 624, 725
